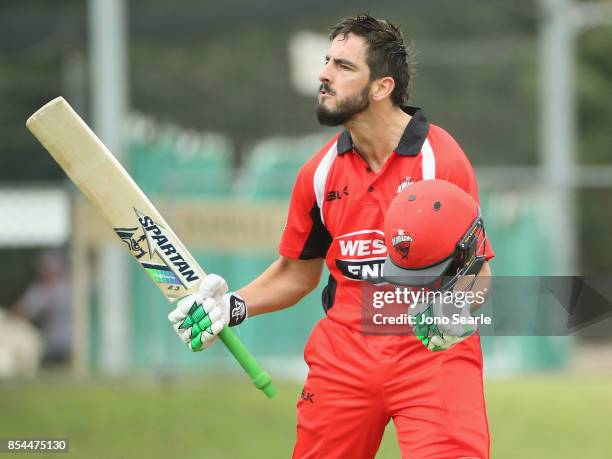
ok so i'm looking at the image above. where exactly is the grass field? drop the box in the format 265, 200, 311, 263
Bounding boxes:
0, 374, 611, 458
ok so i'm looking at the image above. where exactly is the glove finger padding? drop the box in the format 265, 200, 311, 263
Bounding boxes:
431, 297, 476, 338
168, 293, 202, 324
168, 294, 225, 351
190, 298, 223, 335
168, 274, 247, 352
189, 298, 224, 352
408, 297, 477, 352
168, 293, 204, 345
198, 274, 228, 301
190, 321, 223, 351
408, 302, 437, 342
428, 334, 461, 351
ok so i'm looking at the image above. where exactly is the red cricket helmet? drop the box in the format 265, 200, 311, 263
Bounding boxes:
383, 179, 486, 288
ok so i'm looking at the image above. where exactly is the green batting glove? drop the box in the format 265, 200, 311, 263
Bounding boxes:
409, 299, 477, 352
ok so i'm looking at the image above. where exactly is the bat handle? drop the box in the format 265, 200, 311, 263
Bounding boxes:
218, 326, 277, 399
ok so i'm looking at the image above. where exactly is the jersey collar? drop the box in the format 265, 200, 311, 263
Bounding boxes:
336, 106, 429, 156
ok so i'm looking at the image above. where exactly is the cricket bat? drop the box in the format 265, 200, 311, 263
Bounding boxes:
26, 97, 276, 399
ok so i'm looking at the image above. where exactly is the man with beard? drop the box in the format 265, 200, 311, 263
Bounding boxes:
168, 14, 494, 459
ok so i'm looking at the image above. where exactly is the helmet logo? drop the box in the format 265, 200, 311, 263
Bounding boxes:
391, 230, 413, 259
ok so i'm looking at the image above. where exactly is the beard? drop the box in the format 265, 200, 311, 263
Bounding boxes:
316, 82, 371, 127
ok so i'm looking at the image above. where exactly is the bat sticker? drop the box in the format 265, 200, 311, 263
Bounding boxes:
134, 209, 200, 287
114, 227, 148, 259
141, 263, 182, 286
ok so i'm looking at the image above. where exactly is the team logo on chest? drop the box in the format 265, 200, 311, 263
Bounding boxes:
397, 176, 414, 193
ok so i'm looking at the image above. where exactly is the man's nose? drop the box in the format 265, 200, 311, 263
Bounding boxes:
318, 63, 332, 84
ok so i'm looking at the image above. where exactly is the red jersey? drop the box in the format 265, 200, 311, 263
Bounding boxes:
279, 106, 494, 331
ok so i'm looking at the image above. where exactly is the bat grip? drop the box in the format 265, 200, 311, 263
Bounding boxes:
218, 326, 277, 399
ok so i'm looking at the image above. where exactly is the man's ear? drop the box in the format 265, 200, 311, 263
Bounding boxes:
371, 76, 395, 102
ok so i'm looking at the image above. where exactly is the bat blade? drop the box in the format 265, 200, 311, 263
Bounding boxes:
26, 97, 202, 302
26, 96, 276, 398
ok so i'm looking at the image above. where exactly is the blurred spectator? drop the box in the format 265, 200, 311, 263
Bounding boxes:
11, 250, 72, 366
0, 307, 42, 377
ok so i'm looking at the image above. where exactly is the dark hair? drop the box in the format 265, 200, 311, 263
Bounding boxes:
329, 14, 413, 106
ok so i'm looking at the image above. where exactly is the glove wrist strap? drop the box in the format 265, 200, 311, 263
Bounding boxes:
226, 292, 248, 327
